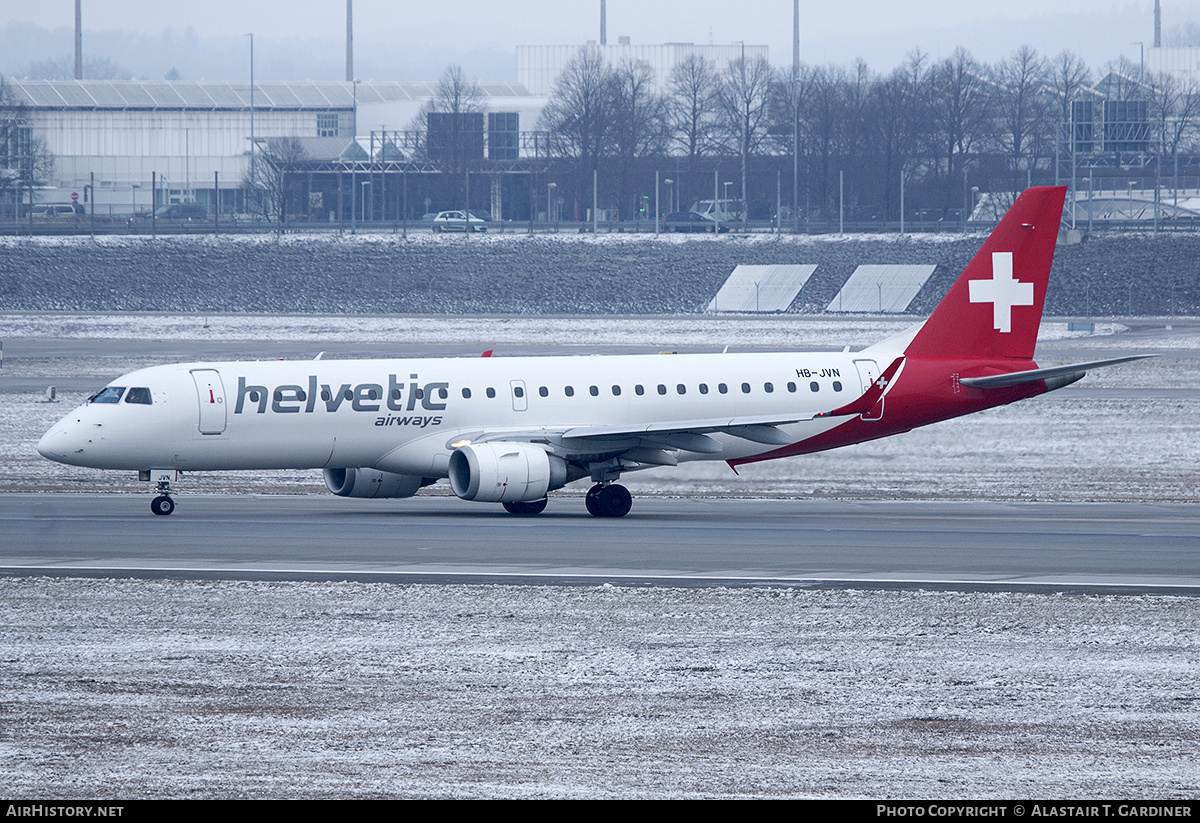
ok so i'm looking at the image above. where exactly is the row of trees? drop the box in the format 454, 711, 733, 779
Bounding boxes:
528, 46, 1200, 222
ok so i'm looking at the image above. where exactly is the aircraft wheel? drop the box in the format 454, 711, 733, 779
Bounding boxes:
150, 495, 175, 516
585, 485, 603, 516
503, 499, 547, 516
587, 484, 631, 518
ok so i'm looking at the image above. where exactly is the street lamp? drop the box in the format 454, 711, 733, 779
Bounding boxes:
547, 182, 557, 231
664, 178, 674, 213
245, 34, 255, 195
352, 78, 360, 138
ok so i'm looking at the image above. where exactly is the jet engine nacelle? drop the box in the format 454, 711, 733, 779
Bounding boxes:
448, 442, 568, 503
323, 467, 431, 499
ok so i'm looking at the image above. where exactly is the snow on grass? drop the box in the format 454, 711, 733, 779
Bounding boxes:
1, 578, 1197, 798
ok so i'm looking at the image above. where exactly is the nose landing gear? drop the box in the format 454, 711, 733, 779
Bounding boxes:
150, 494, 175, 516
145, 473, 177, 516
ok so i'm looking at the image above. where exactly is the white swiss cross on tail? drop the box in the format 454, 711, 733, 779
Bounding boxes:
968, 252, 1034, 333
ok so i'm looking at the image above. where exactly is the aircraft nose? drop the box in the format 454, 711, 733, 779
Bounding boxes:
37, 421, 85, 464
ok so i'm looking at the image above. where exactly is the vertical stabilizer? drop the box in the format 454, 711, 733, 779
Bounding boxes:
905, 186, 1065, 361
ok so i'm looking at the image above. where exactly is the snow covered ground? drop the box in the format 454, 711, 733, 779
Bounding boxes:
2, 313, 1198, 798
2, 579, 1198, 799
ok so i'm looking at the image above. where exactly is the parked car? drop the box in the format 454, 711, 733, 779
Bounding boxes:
431, 210, 487, 232
154, 203, 207, 220
32, 203, 84, 218
661, 211, 725, 233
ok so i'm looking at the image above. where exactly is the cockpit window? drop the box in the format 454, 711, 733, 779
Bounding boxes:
89, 387, 125, 404
124, 387, 153, 405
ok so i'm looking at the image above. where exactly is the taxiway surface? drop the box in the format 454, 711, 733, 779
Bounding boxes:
3, 494, 1197, 591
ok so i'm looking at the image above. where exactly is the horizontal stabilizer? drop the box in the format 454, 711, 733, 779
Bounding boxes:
959, 355, 1156, 389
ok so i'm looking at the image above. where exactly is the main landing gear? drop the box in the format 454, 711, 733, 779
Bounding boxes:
585, 483, 632, 518
150, 479, 175, 516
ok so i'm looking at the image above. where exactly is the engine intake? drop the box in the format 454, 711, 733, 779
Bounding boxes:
448, 442, 568, 503
323, 468, 432, 499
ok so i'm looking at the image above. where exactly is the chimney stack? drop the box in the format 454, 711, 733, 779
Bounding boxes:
600, 0, 607, 45
1155, 0, 1162, 48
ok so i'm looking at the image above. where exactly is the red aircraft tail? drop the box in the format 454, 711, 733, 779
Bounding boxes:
905, 186, 1066, 361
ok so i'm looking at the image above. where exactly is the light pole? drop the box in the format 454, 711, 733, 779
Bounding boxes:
361, 180, 370, 223
352, 78, 360, 138
664, 178, 674, 213
245, 34, 255, 212
970, 186, 979, 225
1085, 174, 1094, 234
547, 182, 556, 231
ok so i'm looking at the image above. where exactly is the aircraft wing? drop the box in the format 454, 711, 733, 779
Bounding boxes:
959, 354, 1156, 389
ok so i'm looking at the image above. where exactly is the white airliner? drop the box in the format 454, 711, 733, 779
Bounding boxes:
38, 187, 1148, 517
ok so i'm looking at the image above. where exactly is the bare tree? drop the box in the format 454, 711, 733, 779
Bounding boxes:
408, 64, 486, 172
244, 136, 306, 222
994, 45, 1053, 195
1050, 50, 1092, 125
0, 77, 53, 220
608, 58, 668, 217
715, 54, 774, 214
928, 48, 995, 215
666, 53, 721, 159
539, 47, 614, 169
867, 51, 933, 221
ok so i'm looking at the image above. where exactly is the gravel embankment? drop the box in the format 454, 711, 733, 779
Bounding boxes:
2, 231, 1197, 315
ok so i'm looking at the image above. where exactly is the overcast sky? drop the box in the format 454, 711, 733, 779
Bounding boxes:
2, 1, 1197, 82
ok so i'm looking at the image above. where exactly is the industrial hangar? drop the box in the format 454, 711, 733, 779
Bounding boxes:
2, 78, 543, 221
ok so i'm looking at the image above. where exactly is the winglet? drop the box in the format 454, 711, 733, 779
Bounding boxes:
481, 349, 493, 358
816, 357, 903, 418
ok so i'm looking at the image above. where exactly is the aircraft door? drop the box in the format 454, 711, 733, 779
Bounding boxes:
853, 359, 884, 422
510, 380, 528, 412
191, 369, 227, 434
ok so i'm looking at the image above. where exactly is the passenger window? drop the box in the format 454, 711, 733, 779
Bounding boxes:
486, 387, 496, 398
539, 386, 548, 397
565, 386, 574, 397
438, 387, 448, 400
699, 383, 708, 395
89, 387, 125, 404
741, 383, 751, 394
718, 383, 728, 394
124, 387, 152, 405
764, 382, 774, 393
657, 384, 667, 395
635, 385, 644, 396
462, 388, 472, 399
787, 382, 797, 393
589, 386, 599, 396
833, 381, 843, 392
513, 386, 524, 398
676, 384, 686, 395
611, 385, 621, 396
810, 382, 820, 392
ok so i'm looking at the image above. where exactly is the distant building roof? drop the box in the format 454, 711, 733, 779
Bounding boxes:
4, 80, 534, 112
262, 136, 369, 163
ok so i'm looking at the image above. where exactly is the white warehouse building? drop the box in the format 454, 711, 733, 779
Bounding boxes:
5, 79, 538, 217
